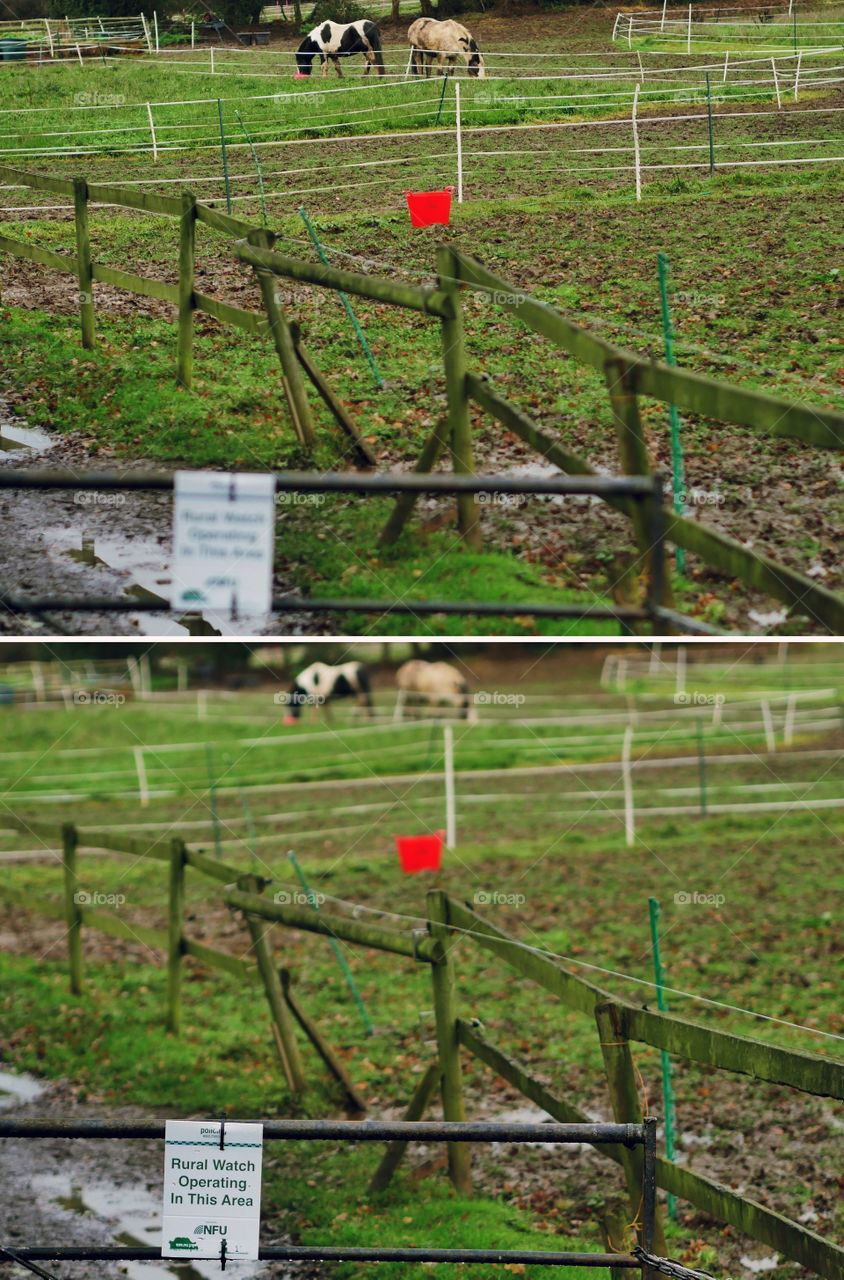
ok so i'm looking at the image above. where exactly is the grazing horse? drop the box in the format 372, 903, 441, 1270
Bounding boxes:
283, 661, 374, 723
394, 659, 475, 721
407, 17, 485, 78
296, 19, 384, 77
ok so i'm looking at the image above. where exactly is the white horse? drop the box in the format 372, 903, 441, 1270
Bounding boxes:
283, 661, 373, 723
407, 17, 485, 78
296, 19, 384, 77
394, 659, 476, 721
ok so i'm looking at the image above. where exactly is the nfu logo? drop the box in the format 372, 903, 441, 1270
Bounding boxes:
194, 1225, 228, 1236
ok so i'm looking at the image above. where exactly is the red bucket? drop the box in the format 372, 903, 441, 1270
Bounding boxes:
404, 187, 454, 228
394, 830, 445, 872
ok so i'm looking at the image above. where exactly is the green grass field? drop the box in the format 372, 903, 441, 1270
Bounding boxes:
0, 647, 842, 1276
0, 12, 842, 630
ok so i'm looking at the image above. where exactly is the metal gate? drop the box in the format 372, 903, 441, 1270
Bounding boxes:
0, 1117, 657, 1273
0, 468, 714, 633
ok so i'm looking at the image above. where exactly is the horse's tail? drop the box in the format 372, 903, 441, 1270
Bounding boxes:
368, 25, 385, 74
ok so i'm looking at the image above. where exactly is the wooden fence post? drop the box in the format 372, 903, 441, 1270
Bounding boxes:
379, 415, 450, 547
248, 229, 315, 450
238, 874, 306, 1094
166, 837, 186, 1033
177, 190, 197, 389
604, 356, 674, 611
436, 246, 481, 550
279, 968, 365, 1113
61, 821, 83, 995
369, 1059, 442, 1192
427, 889, 471, 1194
73, 178, 95, 349
595, 1000, 666, 1255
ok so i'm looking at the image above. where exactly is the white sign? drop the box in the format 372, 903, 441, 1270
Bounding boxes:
162, 1120, 263, 1261
171, 471, 275, 615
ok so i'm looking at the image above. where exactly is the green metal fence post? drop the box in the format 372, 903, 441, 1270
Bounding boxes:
216, 98, 231, 215
697, 716, 708, 816
648, 897, 677, 1221
288, 850, 374, 1036
234, 109, 267, 227
205, 744, 223, 860
706, 72, 715, 175
62, 822, 83, 995
299, 206, 383, 389
657, 252, 686, 575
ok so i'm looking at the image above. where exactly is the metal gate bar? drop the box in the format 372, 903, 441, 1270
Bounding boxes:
0, 1117, 657, 1270
0, 467, 699, 632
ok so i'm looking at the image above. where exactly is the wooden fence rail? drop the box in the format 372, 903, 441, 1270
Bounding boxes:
3, 163, 844, 628
2, 822, 843, 1277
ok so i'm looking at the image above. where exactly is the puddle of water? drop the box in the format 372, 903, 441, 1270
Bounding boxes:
748, 607, 789, 630
0, 1068, 46, 1110
64, 534, 107, 569
501, 462, 614, 507
739, 1254, 780, 1274
32, 1173, 261, 1280
44, 528, 268, 637
0, 423, 55, 452
480, 1104, 600, 1154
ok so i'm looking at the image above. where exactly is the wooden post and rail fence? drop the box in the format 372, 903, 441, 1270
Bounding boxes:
2, 163, 844, 627
1, 815, 843, 1278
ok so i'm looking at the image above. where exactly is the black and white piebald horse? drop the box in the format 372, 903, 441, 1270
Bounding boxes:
394, 659, 476, 721
295, 19, 384, 78
283, 661, 374, 723
407, 17, 485, 78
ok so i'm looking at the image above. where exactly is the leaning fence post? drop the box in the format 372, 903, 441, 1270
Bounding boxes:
379, 414, 450, 547
248, 229, 316, 450
595, 1001, 666, 1255
238, 874, 306, 1094
605, 357, 673, 611
62, 821, 83, 995
369, 1060, 442, 1192
427, 890, 471, 1193
166, 837, 186, 1034
73, 177, 95, 349
436, 247, 481, 550
177, 190, 197, 389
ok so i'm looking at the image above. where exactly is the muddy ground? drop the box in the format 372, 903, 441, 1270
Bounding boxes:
0, 399, 333, 637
